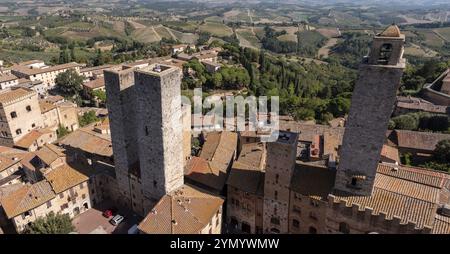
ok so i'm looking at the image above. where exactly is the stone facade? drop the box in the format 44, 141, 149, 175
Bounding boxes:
10, 180, 91, 233
263, 131, 298, 234
335, 26, 406, 196
134, 64, 184, 208
0, 88, 43, 147
105, 64, 185, 215
104, 68, 138, 210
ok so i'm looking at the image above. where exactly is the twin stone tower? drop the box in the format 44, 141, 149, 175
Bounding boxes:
104, 25, 406, 216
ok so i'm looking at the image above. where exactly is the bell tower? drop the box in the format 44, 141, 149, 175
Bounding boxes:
334, 25, 406, 196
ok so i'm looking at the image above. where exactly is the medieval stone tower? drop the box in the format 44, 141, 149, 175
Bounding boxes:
134, 64, 184, 206
335, 25, 406, 196
104, 68, 138, 208
104, 64, 184, 214
263, 131, 298, 233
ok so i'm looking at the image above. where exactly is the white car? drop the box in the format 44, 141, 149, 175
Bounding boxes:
110, 215, 124, 226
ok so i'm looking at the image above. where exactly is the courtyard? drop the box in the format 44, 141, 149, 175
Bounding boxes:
72, 201, 142, 234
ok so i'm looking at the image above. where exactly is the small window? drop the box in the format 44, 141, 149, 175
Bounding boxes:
10, 111, 17, 118
270, 217, 280, 225
31, 123, 36, 128
46, 201, 52, 208
26, 105, 31, 112
309, 226, 317, 234
275, 174, 279, 184
292, 219, 300, 228
15, 129, 22, 135
274, 191, 278, 200
339, 222, 350, 234
351, 177, 357, 186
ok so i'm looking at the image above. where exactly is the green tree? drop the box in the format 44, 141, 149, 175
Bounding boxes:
23, 212, 75, 234
55, 69, 83, 100
79, 111, 99, 127
57, 124, 70, 139
434, 139, 450, 163
92, 90, 107, 104
328, 97, 351, 117
392, 115, 418, 130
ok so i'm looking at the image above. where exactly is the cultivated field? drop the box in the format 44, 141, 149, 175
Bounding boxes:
199, 22, 233, 37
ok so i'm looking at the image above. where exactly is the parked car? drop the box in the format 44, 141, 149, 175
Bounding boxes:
102, 207, 118, 218
110, 215, 124, 226
127, 224, 139, 234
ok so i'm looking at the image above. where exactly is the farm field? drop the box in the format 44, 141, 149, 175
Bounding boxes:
433, 27, 450, 42
199, 22, 233, 37
236, 27, 261, 49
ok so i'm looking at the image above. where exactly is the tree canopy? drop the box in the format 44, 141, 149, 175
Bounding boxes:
23, 212, 75, 234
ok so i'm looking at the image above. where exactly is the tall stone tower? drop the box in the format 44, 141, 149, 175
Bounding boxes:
104, 64, 185, 214
104, 68, 139, 207
134, 64, 184, 208
263, 131, 298, 233
335, 25, 406, 196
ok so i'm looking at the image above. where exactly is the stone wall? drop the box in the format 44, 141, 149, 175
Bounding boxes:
134, 65, 184, 207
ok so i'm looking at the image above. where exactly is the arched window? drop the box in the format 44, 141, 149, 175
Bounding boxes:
309, 226, 317, 234
275, 174, 279, 184
339, 222, 350, 234
379, 43, 393, 64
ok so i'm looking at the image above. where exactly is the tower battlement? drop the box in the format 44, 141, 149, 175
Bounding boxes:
327, 195, 432, 234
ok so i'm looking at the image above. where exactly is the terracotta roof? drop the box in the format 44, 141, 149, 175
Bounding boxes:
0, 153, 21, 172
39, 101, 57, 113
58, 126, 112, 157
227, 143, 266, 196
433, 214, 450, 234
34, 144, 65, 166
187, 131, 237, 191
14, 129, 54, 149
0, 73, 18, 83
331, 164, 450, 229
44, 164, 88, 193
394, 130, 450, 152
80, 64, 113, 73
43, 95, 64, 104
0, 87, 35, 105
290, 163, 336, 200
138, 184, 223, 234
0, 183, 24, 203
83, 77, 105, 90
1, 180, 55, 219
380, 145, 400, 163
379, 24, 402, 37
11, 62, 80, 76
279, 121, 345, 143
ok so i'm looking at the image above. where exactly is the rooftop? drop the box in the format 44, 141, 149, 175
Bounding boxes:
1, 180, 55, 219
185, 131, 237, 192
34, 143, 65, 166
0, 73, 18, 83
138, 184, 224, 234
44, 163, 89, 194
0, 87, 36, 105
378, 24, 402, 38
83, 77, 105, 90
39, 101, 57, 113
14, 129, 54, 150
58, 125, 113, 158
227, 142, 266, 196
392, 130, 450, 152
11, 62, 80, 76
291, 162, 450, 230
